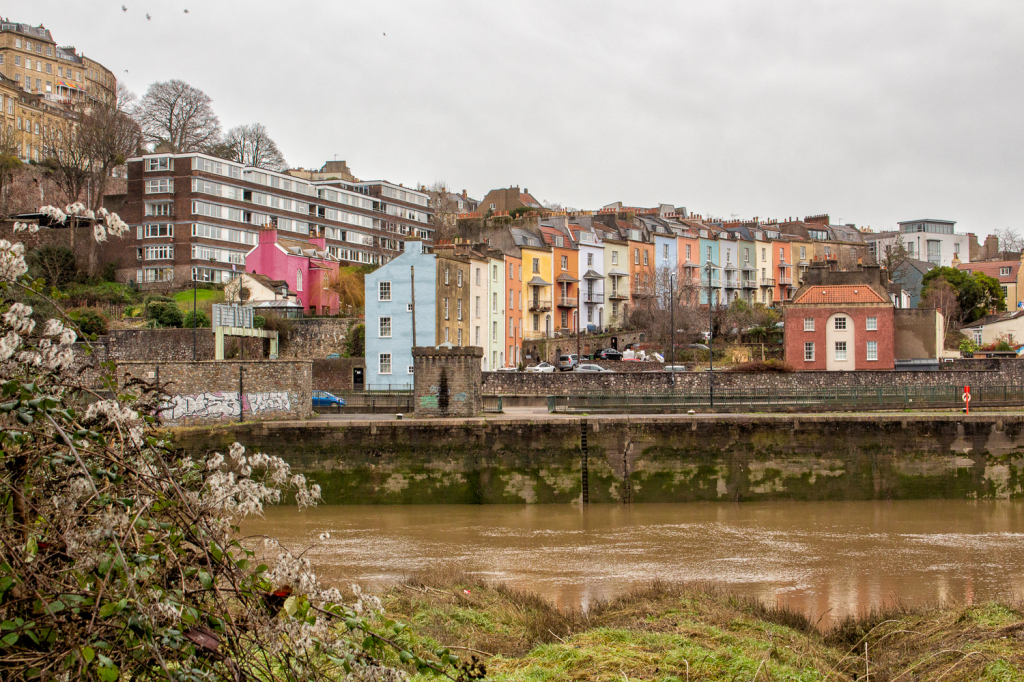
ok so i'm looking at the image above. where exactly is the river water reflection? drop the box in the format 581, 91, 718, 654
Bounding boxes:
243, 500, 1024, 626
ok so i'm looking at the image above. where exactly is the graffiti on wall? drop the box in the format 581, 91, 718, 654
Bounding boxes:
160, 391, 293, 422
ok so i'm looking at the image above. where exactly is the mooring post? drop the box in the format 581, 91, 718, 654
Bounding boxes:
238, 365, 244, 423
580, 418, 589, 505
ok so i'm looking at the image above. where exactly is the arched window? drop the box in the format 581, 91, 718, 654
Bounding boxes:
296, 269, 303, 291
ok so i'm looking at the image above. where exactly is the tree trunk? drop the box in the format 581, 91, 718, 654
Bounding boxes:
11, 453, 29, 542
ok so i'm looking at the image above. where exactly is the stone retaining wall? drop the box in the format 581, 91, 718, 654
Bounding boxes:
174, 414, 1024, 504
117, 360, 312, 425
481, 359, 1024, 395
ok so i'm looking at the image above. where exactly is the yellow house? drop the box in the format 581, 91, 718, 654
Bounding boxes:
521, 244, 553, 339
603, 238, 630, 328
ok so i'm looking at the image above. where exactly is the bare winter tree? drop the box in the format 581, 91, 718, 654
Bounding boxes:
425, 181, 461, 242
134, 79, 221, 152
994, 227, 1024, 257
920, 276, 960, 344
223, 123, 288, 171
0, 125, 22, 215
82, 82, 145, 210
40, 112, 92, 225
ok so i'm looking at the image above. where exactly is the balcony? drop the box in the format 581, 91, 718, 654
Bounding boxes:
529, 299, 552, 312
582, 292, 605, 304
741, 278, 757, 288
779, 276, 793, 285
608, 290, 629, 300
724, 279, 740, 289
557, 296, 578, 308
761, 278, 776, 287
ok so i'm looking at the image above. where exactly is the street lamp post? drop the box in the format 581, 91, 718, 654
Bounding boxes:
574, 309, 580, 369
192, 271, 197, 361
706, 262, 714, 408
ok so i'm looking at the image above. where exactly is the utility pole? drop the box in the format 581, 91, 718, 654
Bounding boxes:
410, 266, 417, 347
669, 272, 675, 386
706, 262, 714, 408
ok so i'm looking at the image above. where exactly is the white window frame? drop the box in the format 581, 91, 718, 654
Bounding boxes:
866, 340, 878, 361
457, 269, 463, 287
866, 316, 877, 331
145, 178, 173, 194
444, 298, 449, 320
379, 316, 392, 338
804, 318, 814, 332
834, 317, 847, 331
296, 269, 303, 291
379, 353, 392, 375
804, 342, 814, 362
835, 341, 847, 361
379, 281, 391, 301
407, 365, 415, 375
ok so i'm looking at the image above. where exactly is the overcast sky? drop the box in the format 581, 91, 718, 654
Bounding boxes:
13, 1, 1024, 236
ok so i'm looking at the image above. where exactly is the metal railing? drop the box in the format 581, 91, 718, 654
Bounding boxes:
583, 292, 605, 304
314, 394, 413, 414
761, 278, 776, 286
557, 296, 578, 307
483, 395, 504, 413
779, 276, 793, 285
547, 384, 1024, 413
741, 279, 757, 288
363, 383, 413, 393
609, 290, 628, 299
529, 299, 553, 311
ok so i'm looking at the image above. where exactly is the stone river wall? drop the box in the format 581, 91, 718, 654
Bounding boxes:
173, 414, 1024, 504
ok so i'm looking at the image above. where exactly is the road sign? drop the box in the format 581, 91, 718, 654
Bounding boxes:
963, 385, 971, 415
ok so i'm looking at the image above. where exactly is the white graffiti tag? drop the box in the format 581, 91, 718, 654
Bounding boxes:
160, 391, 293, 423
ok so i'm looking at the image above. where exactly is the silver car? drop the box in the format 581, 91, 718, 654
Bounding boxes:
525, 361, 556, 373
575, 363, 613, 373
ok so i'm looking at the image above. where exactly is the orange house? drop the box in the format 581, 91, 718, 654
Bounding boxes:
540, 225, 580, 332
677, 229, 702, 303
775, 240, 794, 303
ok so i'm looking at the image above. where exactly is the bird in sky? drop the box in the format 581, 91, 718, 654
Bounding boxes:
383, 32, 386, 36
184, 8, 189, 13
146, 13, 151, 20
122, 5, 127, 11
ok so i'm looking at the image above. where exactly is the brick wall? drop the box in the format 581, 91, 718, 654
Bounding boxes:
117, 360, 312, 425
481, 359, 1024, 395
413, 346, 483, 417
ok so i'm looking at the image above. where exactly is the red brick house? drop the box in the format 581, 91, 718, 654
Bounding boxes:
784, 264, 896, 370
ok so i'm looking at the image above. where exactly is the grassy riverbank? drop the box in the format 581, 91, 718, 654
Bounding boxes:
380, 569, 1023, 681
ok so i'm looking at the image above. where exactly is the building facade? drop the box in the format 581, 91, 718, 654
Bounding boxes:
119, 153, 422, 288
241, 228, 341, 315
363, 240, 436, 389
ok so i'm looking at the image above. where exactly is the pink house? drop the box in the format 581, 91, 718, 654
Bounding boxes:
244, 228, 341, 315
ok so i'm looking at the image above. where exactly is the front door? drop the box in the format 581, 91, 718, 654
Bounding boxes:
353, 366, 365, 391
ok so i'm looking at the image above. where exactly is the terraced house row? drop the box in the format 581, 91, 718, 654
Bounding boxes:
362, 202, 889, 382
0, 19, 117, 161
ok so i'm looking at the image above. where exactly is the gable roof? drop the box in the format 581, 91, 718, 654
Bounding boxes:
962, 310, 1024, 329
792, 285, 889, 305
958, 260, 1021, 283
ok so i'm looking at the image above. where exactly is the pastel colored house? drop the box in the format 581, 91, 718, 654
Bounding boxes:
364, 239, 436, 388
243, 228, 341, 315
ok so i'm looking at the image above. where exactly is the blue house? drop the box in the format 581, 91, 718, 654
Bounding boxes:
698, 230, 723, 305
364, 240, 437, 389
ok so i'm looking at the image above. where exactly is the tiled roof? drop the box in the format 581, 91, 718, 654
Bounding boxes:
792, 285, 888, 305
958, 261, 1020, 283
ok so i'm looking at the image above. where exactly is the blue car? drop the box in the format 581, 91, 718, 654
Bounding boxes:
312, 391, 346, 408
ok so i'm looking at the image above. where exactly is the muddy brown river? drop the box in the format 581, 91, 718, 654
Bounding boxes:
242, 500, 1024, 626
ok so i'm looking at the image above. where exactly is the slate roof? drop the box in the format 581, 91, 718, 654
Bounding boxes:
792, 285, 889, 305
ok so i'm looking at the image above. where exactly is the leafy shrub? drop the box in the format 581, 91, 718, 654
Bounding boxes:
729, 359, 795, 373
145, 299, 183, 328
253, 315, 266, 329
182, 309, 211, 328
64, 281, 140, 306
261, 315, 294, 350
70, 307, 109, 337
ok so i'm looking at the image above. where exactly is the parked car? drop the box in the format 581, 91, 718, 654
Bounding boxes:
525, 361, 556, 373
312, 391, 346, 408
494, 366, 519, 372
557, 354, 578, 371
325, 353, 341, 359
575, 363, 614, 373
595, 348, 623, 360
685, 344, 710, 351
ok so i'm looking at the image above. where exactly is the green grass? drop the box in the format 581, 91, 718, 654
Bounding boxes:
173, 288, 224, 305
376, 569, 1024, 682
